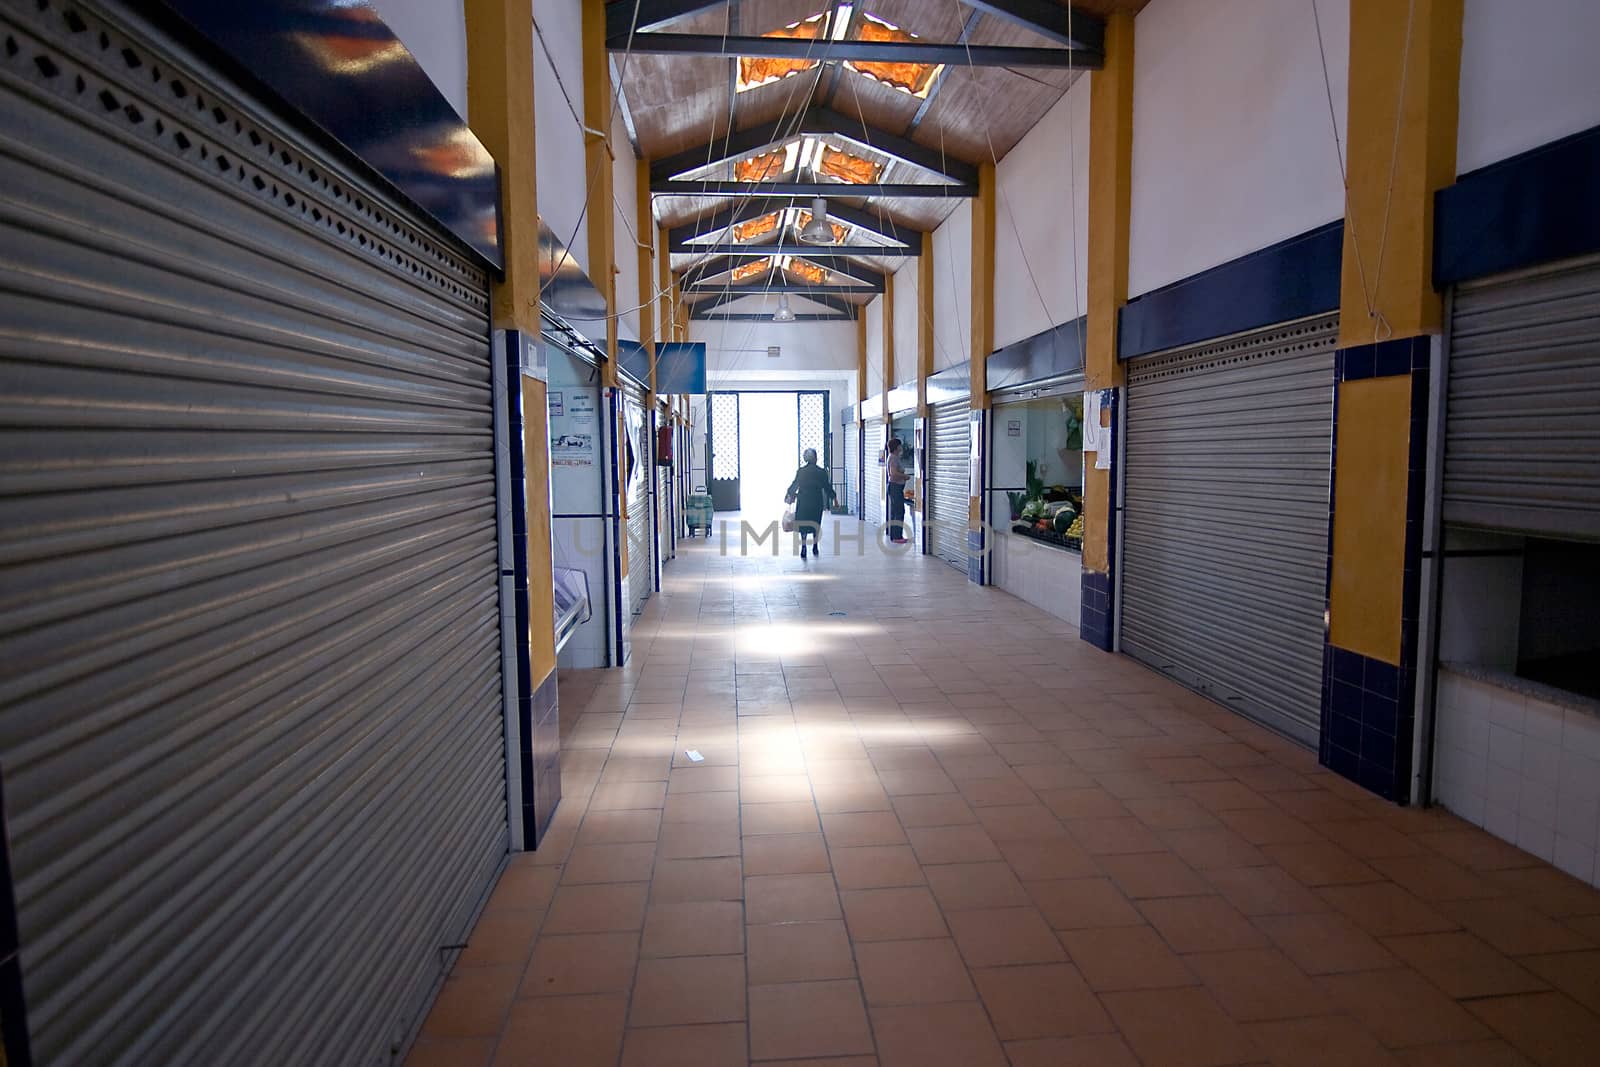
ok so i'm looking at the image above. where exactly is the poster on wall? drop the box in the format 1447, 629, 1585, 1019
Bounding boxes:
553, 431, 594, 467
552, 390, 597, 468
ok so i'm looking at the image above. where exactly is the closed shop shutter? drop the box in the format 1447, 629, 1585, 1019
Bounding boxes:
843, 420, 859, 515
659, 463, 674, 563
1121, 315, 1338, 746
1446, 255, 1600, 540
929, 398, 971, 569
0, 4, 506, 1065
624, 387, 650, 615
863, 417, 885, 527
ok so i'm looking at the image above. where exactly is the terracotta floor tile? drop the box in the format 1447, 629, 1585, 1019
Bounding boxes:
591, 780, 668, 811
1472, 991, 1600, 1067
601, 756, 673, 782
878, 768, 959, 795
812, 779, 893, 813
1369, 854, 1505, 902
1060, 925, 1197, 991
1414, 828, 1545, 873
1316, 882, 1459, 938
641, 900, 745, 958
521, 932, 639, 997
745, 872, 842, 924
562, 842, 657, 885
831, 844, 926, 890
1139, 895, 1271, 953
1004, 1034, 1142, 1067
1064, 816, 1167, 856
856, 937, 976, 1005
973, 962, 1114, 1039
739, 774, 814, 804
1486, 865, 1600, 919
629, 955, 747, 1027
668, 765, 740, 794
1382, 931, 1547, 1000
892, 793, 979, 827
822, 810, 908, 848
1125, 795, 1223, 832
1246, 1015, 1403, 1066
1187, 947, 1334, 1022
1315, 818, 1425, 860
652, 857, 744, 903
1162, 826, 1272, 871
742, 832, 831, 876
748, 980, 875, 1060
1205, 865, 1330, 917
1015, 764, 1098, 791
404, 1036, 493, 1067
998, 837, 1101, 881
457, 909, 542, 968
1261, 840, 1382, 887
492, 993, 627, 1067
420, 966, 520, 1038
1316, 968, 1491, 1047
1101, 986, 1260, 1067
576, 810, 663, 846
543, 883, 650, 934
870, 1001, 1009, 1067
1038, 786, 1132, 821
976, 803, 1070, 842
925, 861, 1030, 911
948, 906, 1068, 967
1522, 948, 1600, 1015
841, 886, 950, 942
658, 819, 741, 860
959, 776, 1040, 808
619, 1023, 749, 1067
663, 790, 740, 824
741, 800, 821, 836
1026, 876, 1145, 930
1439, 897, 1595, 956
1178, 780, 1274, 813
747, 919, 856, 984
1255, 912, 1399, 975
1098, 851, 1212, 899
906, 823, 1003, 865
1392, 1039, 1536, 1066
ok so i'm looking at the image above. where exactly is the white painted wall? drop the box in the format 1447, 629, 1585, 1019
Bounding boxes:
534, 0, 589, 273
865, 295, 886, 396
1128, 0, 1348, 297
688, 312, 859, 390
613, 112, 641, 344
1457, 0, 1600, 173
932, 202, 972, 372
892, 262, 920, 387
367, 0, 468, 119
995, 76, 1090, 349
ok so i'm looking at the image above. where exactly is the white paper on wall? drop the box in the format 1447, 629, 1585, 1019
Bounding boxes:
1095, 419, 1113, 470
1082, 390, 1103, 453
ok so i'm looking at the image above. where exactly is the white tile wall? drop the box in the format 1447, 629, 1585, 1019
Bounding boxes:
991, 531, 1082, 629
1434, 667, 1600, 888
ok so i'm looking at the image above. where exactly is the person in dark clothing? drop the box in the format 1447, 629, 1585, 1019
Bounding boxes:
885, 438, 910, 544
786, 447, 836, 559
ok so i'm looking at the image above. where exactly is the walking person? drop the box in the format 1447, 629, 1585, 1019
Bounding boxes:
885, 438, 910, 544
786, 447, 835, 559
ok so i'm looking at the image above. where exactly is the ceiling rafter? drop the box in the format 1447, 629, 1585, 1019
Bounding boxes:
604, 0, 727, 42
963, 0, 1107, 52
681, 254, 885, 289
667, 199, 922, 254
649, 106, 979, 186
685, 281, 883, 294
672, 243, 919, 257
613, 33, 1099, 69
654, 180, 973, 197
686, 287, 858, 318
694, 312, 854, 321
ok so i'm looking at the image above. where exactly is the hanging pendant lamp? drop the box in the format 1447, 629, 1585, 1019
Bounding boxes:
798, 196, 836, 245
772, 293, 796, 322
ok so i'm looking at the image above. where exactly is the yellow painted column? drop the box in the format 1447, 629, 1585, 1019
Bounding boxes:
637, 159, 657, 400
855, 313, 867, 414
1320, 0, 1461, 801
465, 0, 555, 688
967, 164, 995, 529
582, 1, 617, 381
917, 245, 934, 416
657, 225, 674, 349
1081, 12, 1133, 606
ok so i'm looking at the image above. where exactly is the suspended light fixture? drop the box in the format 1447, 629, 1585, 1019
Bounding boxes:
772, 294, 797, 322
798, 196, 836, 245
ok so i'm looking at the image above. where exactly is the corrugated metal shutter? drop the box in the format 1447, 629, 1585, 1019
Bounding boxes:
863, 417, 884, 528
623, 387, 650, 615
1446, 255, 1600, 540
0, 5, 506, 1065
659, 462, 674, 564
843, 421, 859, 515
929, 398, 971, 569
1120, 315, 1338, 746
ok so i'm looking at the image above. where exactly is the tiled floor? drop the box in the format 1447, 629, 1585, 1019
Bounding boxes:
408, 517, 1600, 1066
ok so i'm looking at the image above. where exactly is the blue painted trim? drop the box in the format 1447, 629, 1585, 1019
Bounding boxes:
1435, 123, 1600, 287
987, 317, 1086, 392
158, 0, 501, 266
1118, 223, 1343, 359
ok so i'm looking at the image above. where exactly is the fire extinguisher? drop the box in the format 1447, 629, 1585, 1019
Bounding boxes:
656, 424, 675, 466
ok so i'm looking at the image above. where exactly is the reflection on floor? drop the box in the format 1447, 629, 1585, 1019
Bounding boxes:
408, 516, 1600, 1067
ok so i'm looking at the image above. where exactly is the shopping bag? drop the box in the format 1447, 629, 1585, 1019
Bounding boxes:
781, 507, 796, 532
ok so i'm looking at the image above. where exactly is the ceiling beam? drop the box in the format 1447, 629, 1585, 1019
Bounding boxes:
681, 254, 885, 287
605, 0, 727, 42
653, 180, 975, 198
693, 312, 854, 321
687, 289, 858, 316
961, 1, 1105, 52
649, 107, 978, 185
671, 242, 919, 257
907, 9, 982, 134
685, 281, 884, 295
667, 200, 922, 253
615, 34, 1099, 69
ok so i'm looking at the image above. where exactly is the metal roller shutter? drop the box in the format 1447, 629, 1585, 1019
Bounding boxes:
624, 387, 650, 615
843, 420, 859, 515
1446, 255, 1600, 540
659, 464, 674, 564
0, 3, 506, 1065
863, 417, 885, 528
1120, 315, 1338, 746
929, 398, 971, 569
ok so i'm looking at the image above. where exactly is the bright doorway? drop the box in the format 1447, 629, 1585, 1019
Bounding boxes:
738, 391, 800, 523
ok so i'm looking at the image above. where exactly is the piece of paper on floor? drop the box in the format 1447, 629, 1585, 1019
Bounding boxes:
685, 749, 705, 762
